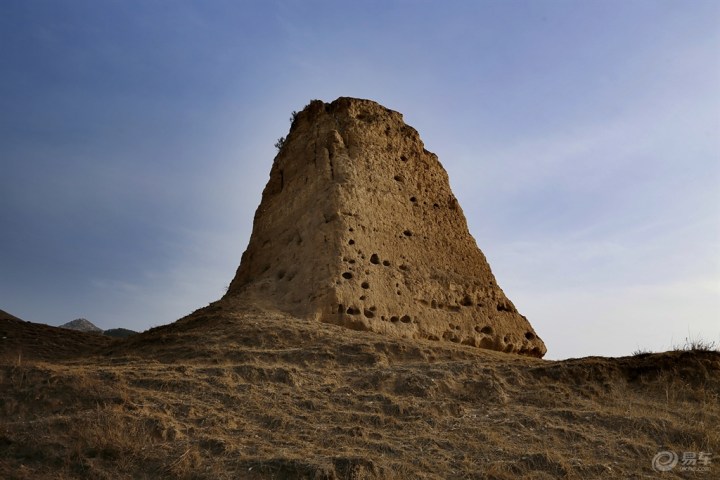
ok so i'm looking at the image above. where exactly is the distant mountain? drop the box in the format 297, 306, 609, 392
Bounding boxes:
59, 318, 103, 334
58, 318, 138, 338
103, 328, 138, 338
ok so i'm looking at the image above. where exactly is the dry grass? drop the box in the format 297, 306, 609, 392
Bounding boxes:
1, 302, 719, 479
673, 335, 719, 354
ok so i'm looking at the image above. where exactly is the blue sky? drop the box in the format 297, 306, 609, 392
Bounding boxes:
1, 0, 718, 359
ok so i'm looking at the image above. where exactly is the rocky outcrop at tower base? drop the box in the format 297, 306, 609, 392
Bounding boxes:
224, 97, 546, 358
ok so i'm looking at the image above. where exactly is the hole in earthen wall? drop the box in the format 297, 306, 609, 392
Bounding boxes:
390, 316, 399, 322
403, 230, 412, 237
460, 295, 473, 306
370, 254, 380, 264
525, 332, 536, 340
496, 302, 512, 312
342, 272, 353, 279
348, 239, 355, 245
363, 309, 375, 318
361, 281, 369, 289
400, 315, 411, 323
382, 260, 391, 266
478, 326, 493, 335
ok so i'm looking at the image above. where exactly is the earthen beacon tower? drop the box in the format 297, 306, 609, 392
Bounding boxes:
225, 97, 546, 358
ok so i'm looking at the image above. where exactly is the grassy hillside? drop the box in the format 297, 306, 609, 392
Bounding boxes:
1, 302, 718, 479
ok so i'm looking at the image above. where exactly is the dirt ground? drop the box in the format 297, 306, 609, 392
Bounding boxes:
1, 303, 718, 479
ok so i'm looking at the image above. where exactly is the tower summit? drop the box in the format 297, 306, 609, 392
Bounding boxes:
225, 97, 546, 358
